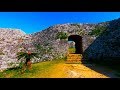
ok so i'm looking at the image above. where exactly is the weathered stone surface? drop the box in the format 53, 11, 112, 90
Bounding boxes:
84, 18, 120, 61
0, 18, 120, 70
31, 23, 96, 61
0, 28, 30, 71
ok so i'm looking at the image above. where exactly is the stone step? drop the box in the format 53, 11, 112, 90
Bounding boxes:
67, 57, 82, 59
67, 56, 81, 58
67, 54, 82, 57
66, 54, 83, 64
67, 54, 82, 56
66, 60, 82, 64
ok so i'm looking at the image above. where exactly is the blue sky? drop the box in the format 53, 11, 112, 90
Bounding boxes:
0, 12, 120, 34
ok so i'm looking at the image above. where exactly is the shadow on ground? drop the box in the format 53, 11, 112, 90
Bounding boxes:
81, 60, 120, 78
80, 21, 120, 78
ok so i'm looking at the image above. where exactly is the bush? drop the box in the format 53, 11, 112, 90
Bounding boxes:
88, 26, 107, 36
56, 32, 68, 40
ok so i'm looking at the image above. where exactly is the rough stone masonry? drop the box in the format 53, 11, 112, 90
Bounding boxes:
0, 18, 120, 71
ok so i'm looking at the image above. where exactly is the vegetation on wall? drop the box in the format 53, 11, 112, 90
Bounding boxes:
56, 32, 68, 40
88, 25, 107, 36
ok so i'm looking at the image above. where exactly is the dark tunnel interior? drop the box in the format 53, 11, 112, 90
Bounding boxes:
68, 35, 83, 54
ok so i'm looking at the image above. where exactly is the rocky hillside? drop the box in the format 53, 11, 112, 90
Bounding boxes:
0, 18, 120, 71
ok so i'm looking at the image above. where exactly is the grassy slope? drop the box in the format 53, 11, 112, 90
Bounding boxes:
0, 56, 120, 78
2, 47, 74, 78
68, 47, 75, 54
0, 58, 66, 78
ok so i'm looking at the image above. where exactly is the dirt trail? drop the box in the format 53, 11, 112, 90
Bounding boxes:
49, 63, 119, 78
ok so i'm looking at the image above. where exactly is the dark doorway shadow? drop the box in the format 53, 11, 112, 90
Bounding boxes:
68, 35, 83, 54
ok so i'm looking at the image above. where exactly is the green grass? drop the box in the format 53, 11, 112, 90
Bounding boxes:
0, 58, 65, 78
68, 47, 75, 54
56, 32, 68, 40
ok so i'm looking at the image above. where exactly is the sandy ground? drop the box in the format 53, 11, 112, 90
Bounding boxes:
49, 63, 119, 78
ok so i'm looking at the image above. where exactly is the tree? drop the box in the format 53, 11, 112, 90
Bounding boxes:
17, 51, 39, 70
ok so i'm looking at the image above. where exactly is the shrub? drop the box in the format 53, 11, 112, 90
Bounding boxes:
88, 26, 107, 36
56, 32, 68, 40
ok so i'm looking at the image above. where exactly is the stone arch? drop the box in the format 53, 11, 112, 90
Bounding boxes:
68, 35, 83, 54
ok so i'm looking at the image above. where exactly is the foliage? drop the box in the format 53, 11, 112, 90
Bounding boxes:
0, 58, 65, 78
17, 51, 39, 61
18, 62, 24, 69
88, 26, 107, 36
56, 32, 68, 40
17, 51, 39, 69
16, 51, 39, 72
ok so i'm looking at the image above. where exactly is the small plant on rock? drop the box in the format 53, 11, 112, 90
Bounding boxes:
56, 32, 68, 40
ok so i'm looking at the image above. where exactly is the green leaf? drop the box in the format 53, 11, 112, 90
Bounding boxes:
56, 32, 68, 40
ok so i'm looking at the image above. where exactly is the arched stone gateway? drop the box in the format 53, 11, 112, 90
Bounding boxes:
68, 35, 83, 54
67, 35, 83, 63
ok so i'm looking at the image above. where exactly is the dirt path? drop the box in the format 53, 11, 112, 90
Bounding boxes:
49, 63, 119, 78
